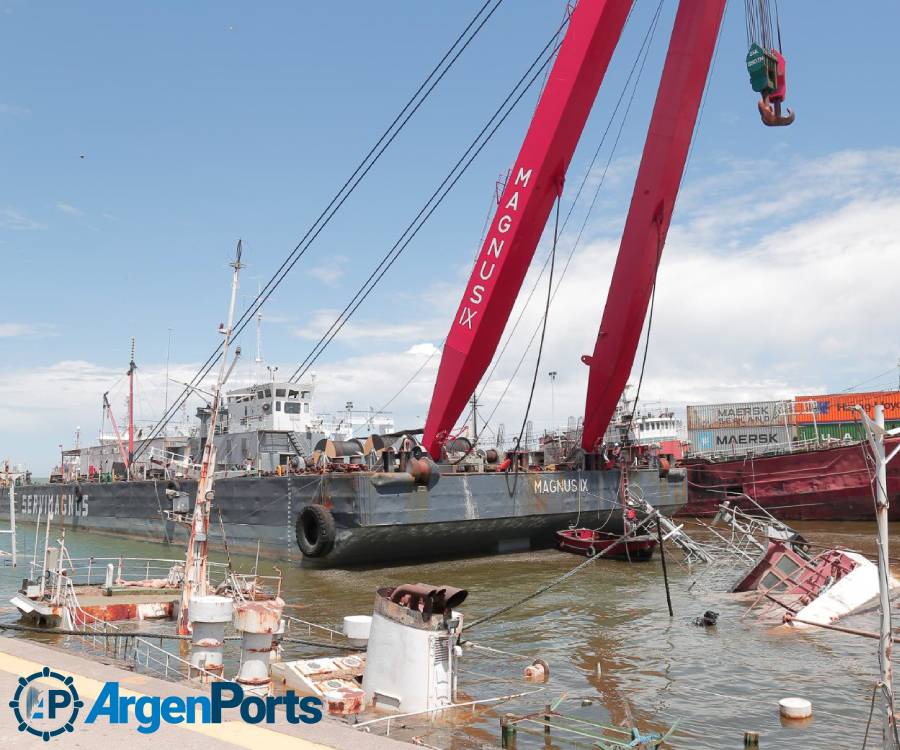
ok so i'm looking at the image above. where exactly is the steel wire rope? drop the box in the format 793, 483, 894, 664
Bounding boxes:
131, 0, 504, 461
472, 0, 665, 444
298, 0, 650, 441
474, 0, 659, 412
288, 18, 573, 384
505, 193, 560, 497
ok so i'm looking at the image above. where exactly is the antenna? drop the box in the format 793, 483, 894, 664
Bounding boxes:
255, 281, 263, 384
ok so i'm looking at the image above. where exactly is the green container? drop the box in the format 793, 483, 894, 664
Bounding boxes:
746, 43, 777, 93
798, 421, 900, 442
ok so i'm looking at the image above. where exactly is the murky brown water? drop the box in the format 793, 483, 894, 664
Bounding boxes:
1, 520, 897, 749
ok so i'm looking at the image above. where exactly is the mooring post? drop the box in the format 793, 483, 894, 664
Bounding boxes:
743, 730, 760, 747
657, 517, 674, 617
500, 714, 517, 749
544, 703, 552, 739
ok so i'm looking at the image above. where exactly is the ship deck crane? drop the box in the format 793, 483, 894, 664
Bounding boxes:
424, 0, 730, 456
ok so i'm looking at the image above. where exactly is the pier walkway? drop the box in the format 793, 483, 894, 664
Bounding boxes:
0, 636, 408, 750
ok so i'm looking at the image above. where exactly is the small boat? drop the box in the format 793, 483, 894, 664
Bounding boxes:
556, 528, 657, 561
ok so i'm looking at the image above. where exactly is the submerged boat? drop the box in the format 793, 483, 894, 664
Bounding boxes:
557, 528, 657, 561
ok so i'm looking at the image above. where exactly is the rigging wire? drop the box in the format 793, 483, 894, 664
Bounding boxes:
506, 192, 560, 495
131, 1, 505, 461
288, 15, 573, 383
472, 0, 665, 444
475, 0, 659, 410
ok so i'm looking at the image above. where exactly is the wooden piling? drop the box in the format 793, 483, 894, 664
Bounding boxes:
744, 730, 760, 747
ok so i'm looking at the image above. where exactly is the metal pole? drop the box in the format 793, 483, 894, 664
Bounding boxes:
873, 404, 897, 748
656, 517, 674, 617
9, 479, 16, 567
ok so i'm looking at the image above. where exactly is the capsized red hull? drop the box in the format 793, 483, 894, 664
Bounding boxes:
680, 438, 900, 521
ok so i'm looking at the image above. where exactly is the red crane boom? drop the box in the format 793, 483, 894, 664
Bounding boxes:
424, 0, 633, 457
581, 0, 726, 448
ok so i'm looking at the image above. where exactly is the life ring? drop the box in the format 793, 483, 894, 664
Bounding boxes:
296, 505, 336, 557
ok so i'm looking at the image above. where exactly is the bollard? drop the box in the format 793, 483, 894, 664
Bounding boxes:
744, 730, 760, 747
188, 595, 233, 677
233, 598, 284, 687
104, 563, 114, 592
500, 714, 517, 749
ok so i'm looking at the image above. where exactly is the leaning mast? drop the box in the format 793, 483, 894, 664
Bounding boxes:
177, 241, 244, 635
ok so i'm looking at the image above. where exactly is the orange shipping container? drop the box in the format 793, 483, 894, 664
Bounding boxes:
794, 391, 900, 425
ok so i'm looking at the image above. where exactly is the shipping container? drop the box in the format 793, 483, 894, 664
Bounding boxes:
686, 400, 793, 430
794, 390, 900, 425
686, 425, 794, 456
796, 420, 900, 442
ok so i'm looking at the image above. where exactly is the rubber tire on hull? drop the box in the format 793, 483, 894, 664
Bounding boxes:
296, 505, 336, 557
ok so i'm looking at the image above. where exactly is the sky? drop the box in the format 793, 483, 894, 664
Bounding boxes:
2, 0, 900, 472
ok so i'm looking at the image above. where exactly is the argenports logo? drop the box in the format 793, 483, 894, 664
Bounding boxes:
8, 666, 84, 741
9, 666, 324, 739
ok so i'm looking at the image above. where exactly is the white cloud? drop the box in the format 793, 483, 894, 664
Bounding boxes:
292, 308, 444, 344
5, 147, 900, 469
0, 207, 43, 231
56, 201, 84, 217
307, 255, 349, 286
0, 323, 56, 338
0, 103, 30, 117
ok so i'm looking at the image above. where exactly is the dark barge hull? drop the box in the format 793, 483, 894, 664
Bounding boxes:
2, 468, 687, 567
680, 437, 900, 521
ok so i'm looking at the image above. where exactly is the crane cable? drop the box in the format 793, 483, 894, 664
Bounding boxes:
474, 0, 662, 412
288, 15, 573, 383
131, 0, 505, 461
505, 192, 559, 497
470, 0, 666, 447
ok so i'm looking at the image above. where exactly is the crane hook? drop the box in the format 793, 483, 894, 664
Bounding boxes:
747, 46, 795, 127
758, 94, 795, 127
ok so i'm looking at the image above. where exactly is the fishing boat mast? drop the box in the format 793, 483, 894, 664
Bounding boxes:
127, 337, 136, 478
177, 241, 244, 635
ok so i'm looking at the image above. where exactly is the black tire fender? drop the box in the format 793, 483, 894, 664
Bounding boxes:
296, 504, 336, 557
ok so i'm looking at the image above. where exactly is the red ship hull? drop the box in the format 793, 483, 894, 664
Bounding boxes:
556, 528, 657, 561
680, 438, 900, 521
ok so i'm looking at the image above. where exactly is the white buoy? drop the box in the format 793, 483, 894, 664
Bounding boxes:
779, 697, 812, 719
188, 595, 233, 677
343, 615, 372, 647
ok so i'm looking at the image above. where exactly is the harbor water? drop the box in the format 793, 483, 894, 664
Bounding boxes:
0, 519, 895, 748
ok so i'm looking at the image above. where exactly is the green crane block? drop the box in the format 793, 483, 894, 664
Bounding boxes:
746, 43, 777, 93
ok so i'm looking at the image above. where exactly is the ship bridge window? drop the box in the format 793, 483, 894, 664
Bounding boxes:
276, 389, 286, 397
276, 401, 282, 412
304, 403, 310, 413
301, 390, 311, 399
257, 390, 265, 400
288, 389, 299, 399
265, 389, 272, 398
284, 402, 302, 414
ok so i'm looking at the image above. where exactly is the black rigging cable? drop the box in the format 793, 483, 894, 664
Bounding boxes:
506, 192, 559, 496
473, 0, 665, 444
288, 15, 572, 383
132, 0, 504, 461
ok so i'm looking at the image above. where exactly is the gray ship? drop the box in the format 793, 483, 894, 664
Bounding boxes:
2, 378, 686, 567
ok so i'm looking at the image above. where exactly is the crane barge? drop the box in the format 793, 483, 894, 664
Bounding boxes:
6, 0, 775, 566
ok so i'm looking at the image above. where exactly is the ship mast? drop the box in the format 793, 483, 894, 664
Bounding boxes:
178, 241, 244, 635
127, 338, 136, 478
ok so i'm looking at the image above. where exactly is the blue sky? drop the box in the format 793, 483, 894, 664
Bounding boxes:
2, 0, 900, 470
